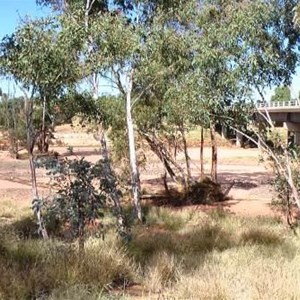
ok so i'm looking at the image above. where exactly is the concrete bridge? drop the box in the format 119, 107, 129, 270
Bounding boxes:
256, 100, 300, 145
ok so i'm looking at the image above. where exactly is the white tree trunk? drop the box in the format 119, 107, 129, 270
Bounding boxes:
126, 71, 142, 221
179, 124, 191, 186
24, 94, 48, 240
200, 127, 205, 180
210, 123, 218, 183
41, 95, 46, 152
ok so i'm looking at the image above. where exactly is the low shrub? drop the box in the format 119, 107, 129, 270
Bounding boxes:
158, 178, 226, 206
187, 178, 225, 205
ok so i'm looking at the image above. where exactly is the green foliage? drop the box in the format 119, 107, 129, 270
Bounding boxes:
1, 0, 299, 237
36, 0, 132, 15
0, 94, 56, 155
0, 16, 82, 98
0, 96, 27, 157
96, 96, 148, 184
39, 157, 109, 243
97, 96, 127, 160
271, 86, 292, 102
272, 162, 300, 220
0, 14, 83, 156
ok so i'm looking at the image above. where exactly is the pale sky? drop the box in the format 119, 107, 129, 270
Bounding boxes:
263, 66, 300, 100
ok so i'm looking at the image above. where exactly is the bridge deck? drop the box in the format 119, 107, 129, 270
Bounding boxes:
257, 100, 300, 112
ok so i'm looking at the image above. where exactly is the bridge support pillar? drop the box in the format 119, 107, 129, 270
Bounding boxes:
295, 132, 300, 145
284, 122, 300, 146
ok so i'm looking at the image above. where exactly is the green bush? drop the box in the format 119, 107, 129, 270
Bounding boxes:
38, 157, 114, 248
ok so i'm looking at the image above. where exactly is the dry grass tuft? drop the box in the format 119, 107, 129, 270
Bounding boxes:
144, 251, 182, 292
0, 200, 29, 220
240, 228, 284, 246
0, 200, 299, 299
144, 206, 190, 231
0, 233, 136, 299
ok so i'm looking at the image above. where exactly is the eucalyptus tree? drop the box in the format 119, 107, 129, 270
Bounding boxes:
134, 0, 300, 185
126, 2, 199, 190
74, 1, 194, 219
88, 13, 148, 221
35, 0, 198, 216
36, 0, 142, 222
95, 0, 300, 190
192, 0, 300, 221
234, 0, 300, 221
38, 1, 135, 229
31, 0, 300, 208
178, 0, 299, 183
271, 86, 292, 102
0, 16, 82, 239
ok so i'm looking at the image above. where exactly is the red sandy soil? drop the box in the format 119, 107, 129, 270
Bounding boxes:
0, 147, 276, 217
0, 126, 276, 216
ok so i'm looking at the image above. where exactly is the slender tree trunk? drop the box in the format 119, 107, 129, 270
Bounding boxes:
200, 127, 205, 180
84, 0, 91, 29
179, 124, 191, 185
85, 0, 128, 229
162, 170, 170, 196
126, 70, 142, 221
25, 100, 38, 198
41, 95, 46, 153
221, 125, 227, 139
77, 197, 85, 254
141, 130, 187, 186
210, 123, 217, 183
29, 154, 38, 199
232, 123, 300, 228
25, 96, 48, 240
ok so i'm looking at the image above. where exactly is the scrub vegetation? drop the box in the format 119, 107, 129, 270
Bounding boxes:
1, 0, 300, 299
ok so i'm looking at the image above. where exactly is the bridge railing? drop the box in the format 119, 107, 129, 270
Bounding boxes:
257, 99, 300, 108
